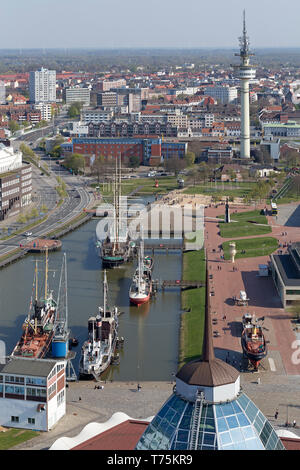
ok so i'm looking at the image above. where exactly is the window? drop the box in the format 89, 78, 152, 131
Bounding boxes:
11, 416, 19, 423
28, 418, 35, 425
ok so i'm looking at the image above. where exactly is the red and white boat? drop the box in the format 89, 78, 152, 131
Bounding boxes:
129, 241, 153, 306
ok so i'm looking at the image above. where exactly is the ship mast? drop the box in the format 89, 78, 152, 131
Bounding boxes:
35, 259, 38, 301
103, 269, 107, 318
44, 246, 49, 299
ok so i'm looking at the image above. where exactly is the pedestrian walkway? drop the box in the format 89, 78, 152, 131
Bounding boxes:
204, 203, 300, 376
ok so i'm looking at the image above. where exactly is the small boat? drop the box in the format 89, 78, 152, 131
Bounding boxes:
79, 270, 119, 379
241, 313, 267, 369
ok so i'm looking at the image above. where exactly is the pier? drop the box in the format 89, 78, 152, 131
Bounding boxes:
152, 279, 205, 290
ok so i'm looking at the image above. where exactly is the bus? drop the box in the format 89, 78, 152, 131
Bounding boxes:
271, 202, 278, 216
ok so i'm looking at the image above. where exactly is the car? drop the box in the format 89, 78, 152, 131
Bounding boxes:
25, 232, 32, 237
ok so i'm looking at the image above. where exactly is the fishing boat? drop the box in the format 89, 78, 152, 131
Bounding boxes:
79, 270, 119, 379
12, 248, 57, 359
51, 253, 70, 359
241, 313, 267, 369
129, 240, 153, 306
99, 156, 136, 268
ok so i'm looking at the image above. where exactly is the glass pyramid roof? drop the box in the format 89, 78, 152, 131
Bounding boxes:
136, 392, 285, 450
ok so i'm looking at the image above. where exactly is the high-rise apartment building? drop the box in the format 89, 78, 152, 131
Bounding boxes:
0, 81, 6, 104
29, 68, 56, 103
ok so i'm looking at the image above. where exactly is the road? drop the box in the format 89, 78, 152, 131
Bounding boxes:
0, 118, 93, 257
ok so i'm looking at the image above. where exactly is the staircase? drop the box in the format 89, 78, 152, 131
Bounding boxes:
188, 390, 204, 450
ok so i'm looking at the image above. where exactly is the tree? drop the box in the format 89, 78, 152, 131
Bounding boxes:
65, 153, 85, 173
20, 143, 35, 157
185, 151, 195, 167
91, 155, 105, 183
129, 155, 140, 168
164, 157, 186, 176
67, 102, 83, 118
8, 120, 20, 134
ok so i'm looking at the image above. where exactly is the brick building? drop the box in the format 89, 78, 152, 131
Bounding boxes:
71, 137, 187, 166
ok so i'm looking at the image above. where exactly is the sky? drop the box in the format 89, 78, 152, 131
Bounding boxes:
2, 0, 300, 49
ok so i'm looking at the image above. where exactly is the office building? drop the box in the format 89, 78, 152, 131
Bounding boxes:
65, 87, 90, 106
0, 144, 32, 220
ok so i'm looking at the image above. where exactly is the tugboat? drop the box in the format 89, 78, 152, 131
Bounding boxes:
129, 240, 153, 306
241, 313, 267, 369
79, 270, 119, 379
99, 156, 136, 268
12, 248, 57, 359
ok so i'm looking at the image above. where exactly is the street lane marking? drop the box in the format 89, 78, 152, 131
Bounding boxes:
268, 357, 276, 372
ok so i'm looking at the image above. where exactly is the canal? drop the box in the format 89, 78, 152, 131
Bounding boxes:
0, 218, 182, 381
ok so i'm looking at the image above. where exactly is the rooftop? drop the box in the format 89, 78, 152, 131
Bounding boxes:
0, 357, 59, 377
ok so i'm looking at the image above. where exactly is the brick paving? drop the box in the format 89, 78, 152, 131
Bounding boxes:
205, 203, 300, 376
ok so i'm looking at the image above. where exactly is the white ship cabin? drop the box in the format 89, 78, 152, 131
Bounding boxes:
0, 357, 66, 431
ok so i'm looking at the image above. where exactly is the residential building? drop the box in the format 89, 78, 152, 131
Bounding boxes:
34, 103, 52, 122
65, 87, 90, 106
0, 81, 5, 104
0, 357, 66, 431
97, 79, 126, 92
29, 68, 56, 103
81, 108, 113, 124
204, 85, 238, 104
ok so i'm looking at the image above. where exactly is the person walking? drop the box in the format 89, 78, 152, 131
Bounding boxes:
275, 410, 278, 420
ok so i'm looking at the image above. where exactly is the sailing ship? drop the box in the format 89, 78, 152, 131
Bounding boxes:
12, 248, 57, 359
79, 270, 119, 379
129, 240, 153, 306
99, 156, 136, 268
241, 313, 267, 369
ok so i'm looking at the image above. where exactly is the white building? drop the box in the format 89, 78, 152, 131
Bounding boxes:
0, 144, 22, 174
81, 108, 113, 124
0, 357, 66, 432
70, 121, 89, 137
65, 87, 90, 106
204, 85, 238, 104
29, 68, 56, 103
0, 81, 6, 104
34, 103, 52, 122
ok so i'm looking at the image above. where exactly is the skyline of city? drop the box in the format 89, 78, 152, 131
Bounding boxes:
2, 0, 300, 49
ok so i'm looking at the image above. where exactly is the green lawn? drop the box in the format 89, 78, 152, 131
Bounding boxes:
179, 249, 206, 368
222, 237, 278, 260
94, 176, 178, 198
218, 210, 271, 238
183, 181, 256, 198
0, 428, 38, 450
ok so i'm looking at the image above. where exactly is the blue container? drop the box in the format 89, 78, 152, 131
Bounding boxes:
52, 340, 68, 358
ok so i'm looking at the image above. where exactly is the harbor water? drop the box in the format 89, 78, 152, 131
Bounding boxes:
0, 217, 182, 381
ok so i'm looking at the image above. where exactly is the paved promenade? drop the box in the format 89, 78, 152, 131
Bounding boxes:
205, 203, 300, 376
